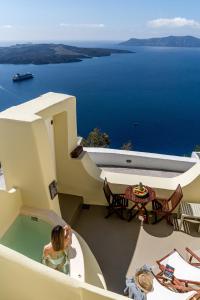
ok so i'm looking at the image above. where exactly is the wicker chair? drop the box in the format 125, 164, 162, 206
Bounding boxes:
152, 184, 183, 224
103, 178, 128, 219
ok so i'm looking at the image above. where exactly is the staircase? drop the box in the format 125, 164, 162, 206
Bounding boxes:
58, 193, 83, 226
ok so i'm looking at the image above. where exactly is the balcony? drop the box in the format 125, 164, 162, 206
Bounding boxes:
85, 148, 197, 178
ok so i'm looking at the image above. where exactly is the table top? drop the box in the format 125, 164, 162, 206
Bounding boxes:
125, 185, 155, 204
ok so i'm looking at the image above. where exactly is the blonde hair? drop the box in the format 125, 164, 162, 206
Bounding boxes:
51, 225, 64, 251
135, 270, 153, 293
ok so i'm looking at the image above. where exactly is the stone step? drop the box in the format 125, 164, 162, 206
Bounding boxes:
58, 193, 83, 226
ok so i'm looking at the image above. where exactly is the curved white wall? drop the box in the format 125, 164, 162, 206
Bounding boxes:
85, 148, 196, 173
0, 244, 125, 300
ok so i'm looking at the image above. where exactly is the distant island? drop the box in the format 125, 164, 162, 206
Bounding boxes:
0, 43, 132, 64
120, 35, 200, 47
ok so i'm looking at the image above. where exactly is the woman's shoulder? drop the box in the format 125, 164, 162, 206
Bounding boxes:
43, 243, 52, 255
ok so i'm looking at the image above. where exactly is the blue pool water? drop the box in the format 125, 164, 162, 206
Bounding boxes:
0, 215, 52, 262
0, 43, 200, 155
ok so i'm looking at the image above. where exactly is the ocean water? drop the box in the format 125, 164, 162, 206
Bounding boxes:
0, 42, 200, 155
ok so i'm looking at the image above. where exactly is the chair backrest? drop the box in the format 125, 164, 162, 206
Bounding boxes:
167, 184, 183, 212
103, 178, 113, 205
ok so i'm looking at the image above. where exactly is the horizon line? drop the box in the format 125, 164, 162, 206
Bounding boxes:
0, 35, 200, 44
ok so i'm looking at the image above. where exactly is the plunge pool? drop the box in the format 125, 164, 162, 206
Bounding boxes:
0, 215, 52, 262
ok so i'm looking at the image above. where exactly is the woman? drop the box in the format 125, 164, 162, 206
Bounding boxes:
42, 224, 72, 274
124, 265, 153, 300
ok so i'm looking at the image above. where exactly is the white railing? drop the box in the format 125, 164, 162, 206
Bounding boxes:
85, 148, 197, 173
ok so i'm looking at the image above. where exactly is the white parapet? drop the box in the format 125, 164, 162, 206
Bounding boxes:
0, 244, 125, 300
85, 148, 197, 173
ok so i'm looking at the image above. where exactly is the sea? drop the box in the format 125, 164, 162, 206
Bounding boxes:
0, 41, 200, 156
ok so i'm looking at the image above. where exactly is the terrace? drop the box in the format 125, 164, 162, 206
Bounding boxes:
60, 194, 200, 295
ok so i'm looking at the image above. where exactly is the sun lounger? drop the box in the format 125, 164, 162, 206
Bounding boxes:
186, 248, 200, 267
156, 249, 200, 287
147, 278, 196, 300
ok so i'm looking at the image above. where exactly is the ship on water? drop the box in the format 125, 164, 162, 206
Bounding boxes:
12, 73, 34, 82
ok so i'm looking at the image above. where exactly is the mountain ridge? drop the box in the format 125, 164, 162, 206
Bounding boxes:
0, 43, 132, 64
120, 35, 200, 47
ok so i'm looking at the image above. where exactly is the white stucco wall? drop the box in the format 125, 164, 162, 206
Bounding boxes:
0, 188, 22, 237
0, 245, 125, 300
85, 148, 196, 172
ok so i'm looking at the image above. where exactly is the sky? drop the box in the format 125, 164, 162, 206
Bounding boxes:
1, 0, 200, 41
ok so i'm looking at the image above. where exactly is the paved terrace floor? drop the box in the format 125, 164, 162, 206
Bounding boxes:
100, 167, 182, 178
73, 206, 200, 295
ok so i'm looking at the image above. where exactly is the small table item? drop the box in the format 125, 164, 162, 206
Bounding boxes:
125, 185, 155, 222
133, 185, 149, 198
163, 264, 175, 281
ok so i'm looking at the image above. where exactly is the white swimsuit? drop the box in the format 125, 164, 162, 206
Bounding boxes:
42, 249, 70, 274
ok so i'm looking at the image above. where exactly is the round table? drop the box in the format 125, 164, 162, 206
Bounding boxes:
125, 185, 155, 222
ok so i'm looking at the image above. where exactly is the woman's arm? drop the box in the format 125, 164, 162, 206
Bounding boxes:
64, 225, 72, 248
42, 247, 48, 265
42, 244, 51, 265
